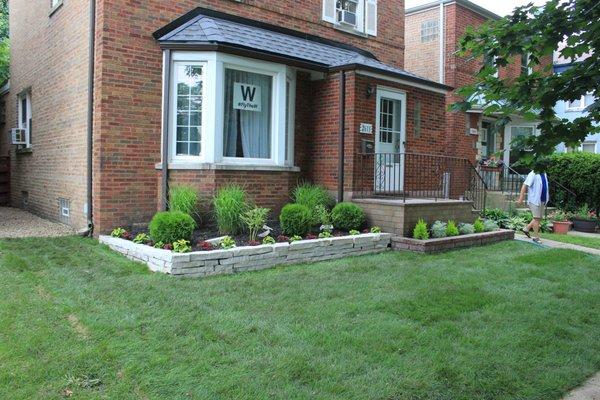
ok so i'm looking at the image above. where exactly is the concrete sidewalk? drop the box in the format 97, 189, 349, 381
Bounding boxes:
514, 235, 600, 256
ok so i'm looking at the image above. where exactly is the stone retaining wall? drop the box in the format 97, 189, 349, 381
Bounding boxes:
99, 233, 392, 278
391, 229, 514, 253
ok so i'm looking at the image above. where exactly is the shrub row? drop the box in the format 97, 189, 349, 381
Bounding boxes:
413, 218, 499, 240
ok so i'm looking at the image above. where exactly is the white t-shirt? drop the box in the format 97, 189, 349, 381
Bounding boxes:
524, 171, 550, 206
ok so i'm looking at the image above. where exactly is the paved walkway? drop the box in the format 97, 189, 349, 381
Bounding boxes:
514, 235, 600, 256
0, 207, 74, 238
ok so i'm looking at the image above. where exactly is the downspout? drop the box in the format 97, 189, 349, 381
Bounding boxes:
438, 1, 445, 84
85, 0, 96, 235
337, 70, 346, 203
160, 49, 172, 210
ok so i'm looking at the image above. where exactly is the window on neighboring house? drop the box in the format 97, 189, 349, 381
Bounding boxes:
483, 54, 499, 78
17, 91, 32, 148
322, 0, 377, 36
582, 141, 597, 153
168, 53, 295, 167
421, 19, 439, 43
566, 92, 595, 111
173, 63, 203, 157
520, 53, 530, 76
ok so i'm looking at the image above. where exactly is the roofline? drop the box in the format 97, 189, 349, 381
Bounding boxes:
406, 0, 501, 21
161, 42, 450, 92
153, 7, 377, 60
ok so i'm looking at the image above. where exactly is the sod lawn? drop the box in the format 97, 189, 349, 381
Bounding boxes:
1, 237, 599, 399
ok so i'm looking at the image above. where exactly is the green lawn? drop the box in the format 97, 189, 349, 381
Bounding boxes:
1, 237, 599, 400
539, 232, 600, 250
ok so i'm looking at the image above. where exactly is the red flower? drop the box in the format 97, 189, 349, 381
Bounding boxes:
198, 241, 215, 251
276, 235, 289, 243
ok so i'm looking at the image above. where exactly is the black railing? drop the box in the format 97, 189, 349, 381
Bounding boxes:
356, 152, 487, 211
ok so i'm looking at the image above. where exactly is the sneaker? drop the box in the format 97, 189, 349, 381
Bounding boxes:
532, 238, 542, 244
521, 229, 531, 238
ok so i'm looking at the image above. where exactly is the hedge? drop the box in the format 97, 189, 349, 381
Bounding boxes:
547, 152, 600, 213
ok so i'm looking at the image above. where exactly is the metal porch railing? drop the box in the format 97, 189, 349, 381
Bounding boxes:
355, 152, 487, 211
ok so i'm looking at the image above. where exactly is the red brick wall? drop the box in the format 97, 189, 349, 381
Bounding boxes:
92, 0, 406, 233
405, 8, 440, 83
3, 0, 90, 229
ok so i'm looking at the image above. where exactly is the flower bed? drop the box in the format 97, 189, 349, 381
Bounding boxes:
100, 233, 392, 278
392, 230, 515, 254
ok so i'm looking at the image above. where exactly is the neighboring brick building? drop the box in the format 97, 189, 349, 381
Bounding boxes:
405, 0, 547, 168
4, 0, 461, 234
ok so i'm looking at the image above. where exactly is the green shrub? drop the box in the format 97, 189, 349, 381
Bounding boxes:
370, 226, 382, 233
318, 231, 332, 238
153, 241, 165, 249
213, 185, 250, 235
314, 204, 333, 230
169, 185, 200, 221
290, 235, 302, 242
474, 218, 485, 233
413, 219, 429, 240
482, 208, 509, 227
292, 183, 334, 225
446, 220, 459, 237
149, 211, 195, 244
111, 227, 126, 238
262, 236, 276, 245
483, 219, 500, 232
331, 202, 365, 231
459, 223, 475, 235
279, 204, 312, 237
241, 207, 270, 241
431, 221, 447, 238
173, 239, 191, 253
349, 229, 360, 235
547, 152, 600, 213
505, 216, 527, 231
133, 233, 149, 244
220, 236, 236, 249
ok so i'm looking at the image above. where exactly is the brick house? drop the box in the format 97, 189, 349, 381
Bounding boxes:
405, 0, 549, 173
3, 0, 487, 236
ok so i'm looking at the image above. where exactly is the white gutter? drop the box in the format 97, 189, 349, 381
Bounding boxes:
439, 1, 445, 84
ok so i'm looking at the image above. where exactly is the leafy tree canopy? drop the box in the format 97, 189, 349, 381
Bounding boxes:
0, 0, 8, 84
452, 0, 600, 166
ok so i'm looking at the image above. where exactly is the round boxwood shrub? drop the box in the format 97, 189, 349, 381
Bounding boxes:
149, 211, 195, 244
331, 202, 365, 231
279, 204, 312, 237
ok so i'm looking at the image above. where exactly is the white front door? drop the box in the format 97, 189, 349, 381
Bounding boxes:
375, 88, 406, 192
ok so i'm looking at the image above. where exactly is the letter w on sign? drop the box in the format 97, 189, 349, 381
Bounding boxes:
233, 82, 262, 112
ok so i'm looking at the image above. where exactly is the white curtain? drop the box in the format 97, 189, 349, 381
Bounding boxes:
223, 69, 272, 159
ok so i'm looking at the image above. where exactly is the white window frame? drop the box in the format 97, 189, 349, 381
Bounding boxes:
566, 92, 594, 112
168, 52, 294, 168
17, 91, 32, 148
421, 19, 439, 43
581, 141, 597, 153
323, 0, 376, 36
169, 60, 207, 162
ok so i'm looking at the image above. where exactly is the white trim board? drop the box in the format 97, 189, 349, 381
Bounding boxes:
356, 70, 448, 95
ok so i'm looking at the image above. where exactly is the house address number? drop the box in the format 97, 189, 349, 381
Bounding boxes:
359, 123, 373, 134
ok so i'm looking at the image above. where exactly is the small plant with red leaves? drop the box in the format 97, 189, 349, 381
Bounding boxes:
163, 243, 173, 251
362, 228, 370, 234
198, 241, 215, 251
305, 233, 318, 240
122, 231, 134, 241
276, 235, 289, 243
247, 240, 261, 246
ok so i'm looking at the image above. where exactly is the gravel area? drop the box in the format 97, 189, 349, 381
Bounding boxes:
0, 207, 75, 238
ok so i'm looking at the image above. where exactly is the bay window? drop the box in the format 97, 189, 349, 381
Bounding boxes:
168, 52, 295, 168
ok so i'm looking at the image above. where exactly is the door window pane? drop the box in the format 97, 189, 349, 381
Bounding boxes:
223, 69, 272, 159
175, 64, 202, 156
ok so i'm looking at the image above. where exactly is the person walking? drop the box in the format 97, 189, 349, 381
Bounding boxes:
517, 168, 550, 243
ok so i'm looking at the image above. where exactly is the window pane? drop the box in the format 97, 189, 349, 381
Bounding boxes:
21, 98, 27, 124
582, 143, 596, 153
223, 68, 272, 159
174, 63, 202, 156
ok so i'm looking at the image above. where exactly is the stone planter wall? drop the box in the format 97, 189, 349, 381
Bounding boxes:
391, 229, 514, 254
99, 233, 392, 278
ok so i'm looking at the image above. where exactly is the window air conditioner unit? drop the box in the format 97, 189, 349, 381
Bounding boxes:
10, 128, 27, 145
339, 10, 357, 26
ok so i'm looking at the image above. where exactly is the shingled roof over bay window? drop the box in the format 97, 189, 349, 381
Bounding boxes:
153, 8, 451, 92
